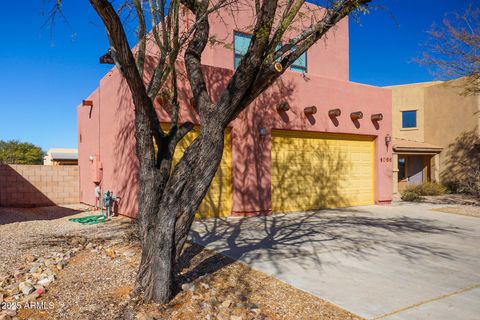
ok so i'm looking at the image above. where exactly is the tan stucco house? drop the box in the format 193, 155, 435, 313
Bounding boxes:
44, 148, 78, 166
387, 77, 480, 194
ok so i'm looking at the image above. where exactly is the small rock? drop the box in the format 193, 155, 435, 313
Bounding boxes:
201, 283, 210, 289
13, 271, 24, 280
37, 275, 55, 287
0, 313, 12, 320
29, 266, 40, 274
106, 248, 116, 259
25, 291, 40, 301
31, 272, 42, 280
33, 285, 45, 292
56, 261, 66, 271
221, 299, 233, 309
18, 282, 34, 295
4, 308, 17, 316
86, 242, 95, 249
181, 283, 195, 292
230, 316, 243, 320
25, 255, 37, 263
135, 311, 153, 320
44, 259, 53, 267
123, 250, 135, 257
5, 283, 19, 295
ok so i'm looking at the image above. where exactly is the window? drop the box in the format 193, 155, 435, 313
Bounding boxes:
234, 32, 252, 69
402, 110, 417, 128
291, 50, 307, 73
234, 32, 307, 73
398, 157, 406, 181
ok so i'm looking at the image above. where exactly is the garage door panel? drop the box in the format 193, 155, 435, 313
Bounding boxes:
271, 130, 374, 212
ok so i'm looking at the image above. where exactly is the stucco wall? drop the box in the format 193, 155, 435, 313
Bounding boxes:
77, 3, 391, 217
387, 81, 443, 143
78, 64, 392, 217
0, 165, 79, 207
201, 2, 349, 81
424, 78, 480, 175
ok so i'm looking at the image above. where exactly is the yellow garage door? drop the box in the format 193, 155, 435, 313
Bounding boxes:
271, 130, 374, 212
162, 125, 232, 218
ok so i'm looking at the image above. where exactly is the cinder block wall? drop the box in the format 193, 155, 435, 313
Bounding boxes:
0, 165, 79, 207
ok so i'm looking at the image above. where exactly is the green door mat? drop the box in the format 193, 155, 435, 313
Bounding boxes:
69, 215, 109, 225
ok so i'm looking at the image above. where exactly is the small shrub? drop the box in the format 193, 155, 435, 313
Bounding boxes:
403, 182, 446, 196
414, 182, 447, 196
401, 191, 423, 202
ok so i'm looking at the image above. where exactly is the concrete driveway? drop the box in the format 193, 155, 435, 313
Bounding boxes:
191, 202, 480, 320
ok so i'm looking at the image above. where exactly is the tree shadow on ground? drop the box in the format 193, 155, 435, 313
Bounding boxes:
179, 208, 464, 286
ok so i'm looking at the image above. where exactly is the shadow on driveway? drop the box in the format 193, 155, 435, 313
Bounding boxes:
185, 208, 464, 283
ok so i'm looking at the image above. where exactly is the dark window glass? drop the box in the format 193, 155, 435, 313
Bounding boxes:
398, 157, 406, 181
402, 110, 417, 128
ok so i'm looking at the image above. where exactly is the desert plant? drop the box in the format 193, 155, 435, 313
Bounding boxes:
401, 190, 423, 202
413, 182, 447, 196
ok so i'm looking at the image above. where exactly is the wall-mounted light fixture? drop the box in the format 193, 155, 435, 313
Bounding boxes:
350, 111, 363, 121
328, 108, 341, 117
304, 106, 317, 115
371, 113, 383, 121
259, 127, 267, 137
385, 134, 392, 146
82, 100, 93, 107
276, 102, 290, 112
89, 155, 95, 162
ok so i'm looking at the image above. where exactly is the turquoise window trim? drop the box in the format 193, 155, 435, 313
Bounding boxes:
234, 32, 252, 69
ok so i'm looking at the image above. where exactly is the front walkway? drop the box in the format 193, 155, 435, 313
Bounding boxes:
191, 202, 480, 320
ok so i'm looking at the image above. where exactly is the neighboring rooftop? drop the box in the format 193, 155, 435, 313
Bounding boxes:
44, 148, 78, 165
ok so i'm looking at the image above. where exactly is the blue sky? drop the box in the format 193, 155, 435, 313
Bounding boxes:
0, 1, 473, 150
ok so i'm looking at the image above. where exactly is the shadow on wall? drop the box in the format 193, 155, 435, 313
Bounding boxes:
270, 138, 349, 212
181, 208, 462, 286
229, 77, 297, 216
0, 206, 82, 225
0, 165, 55, 208
114, 79, 140, 219
441, 128, 480, 196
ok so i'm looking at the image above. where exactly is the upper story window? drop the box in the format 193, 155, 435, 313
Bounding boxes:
402, 110, 417, 128
233, 32, 307, 73
234, 32, 252, 69
291, 50, 307, 73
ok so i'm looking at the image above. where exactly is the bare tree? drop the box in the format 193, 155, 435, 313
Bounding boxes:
418, 4, 480, 95
81, 0, 373, 303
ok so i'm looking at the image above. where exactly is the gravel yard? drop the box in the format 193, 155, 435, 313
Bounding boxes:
0, 206, 361, 320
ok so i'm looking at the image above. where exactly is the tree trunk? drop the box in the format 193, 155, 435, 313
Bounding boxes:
136, 125, 225, 303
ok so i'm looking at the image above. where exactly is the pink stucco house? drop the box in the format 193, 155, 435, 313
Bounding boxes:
78, 3, 393, 219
